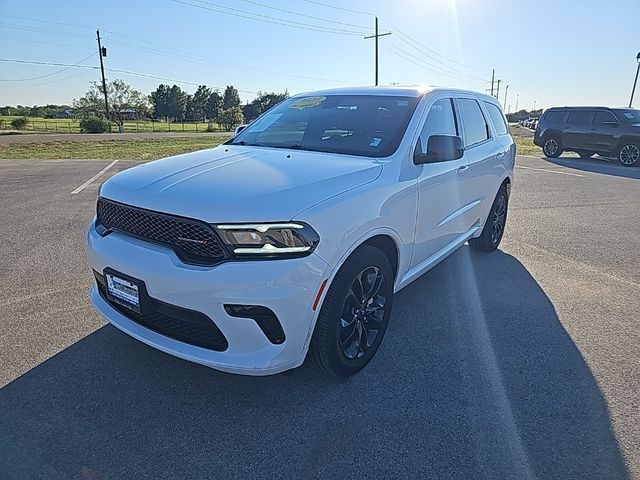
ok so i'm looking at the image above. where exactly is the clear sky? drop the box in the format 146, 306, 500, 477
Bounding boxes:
1, 0, 638, 112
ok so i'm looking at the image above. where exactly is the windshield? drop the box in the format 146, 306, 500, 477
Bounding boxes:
230, 94, 420, 157
615, 109, 640, 122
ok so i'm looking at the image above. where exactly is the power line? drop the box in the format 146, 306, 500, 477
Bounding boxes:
0, 22, 91, 40
104, 37, 359, 85
1, 69, 95, 88
0, 14, 92, 31
0, 52, 95, 81
389, 46, 486, 83
301, 0, 374, 16
394, 29, 487, 73
236, 0, 369, 30
0, 58, 259, 93
388, 47, 486, 85
173, 0, 364, 36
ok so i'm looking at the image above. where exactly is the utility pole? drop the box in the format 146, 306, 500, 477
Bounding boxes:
629, 51, 640, 107
495, 79, 502, 100
503, 84, 509, 108
515, 93, 519, 112
96, 29, 109, 119
490, 69, 495, 97
364, 17, 391, 86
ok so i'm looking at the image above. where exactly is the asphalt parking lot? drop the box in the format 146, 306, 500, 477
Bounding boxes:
1, 155, 639, 479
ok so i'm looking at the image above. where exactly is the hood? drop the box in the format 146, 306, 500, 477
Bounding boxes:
100, 145, 382, 223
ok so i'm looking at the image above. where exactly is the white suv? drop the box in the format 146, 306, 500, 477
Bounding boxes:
86, 86, 515, 377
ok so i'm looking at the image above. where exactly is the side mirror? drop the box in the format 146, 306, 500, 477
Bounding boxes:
414, 135, 464, 164
233, 124, 247, 138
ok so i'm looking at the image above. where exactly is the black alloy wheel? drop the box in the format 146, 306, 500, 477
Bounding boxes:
310, 246, 394, 377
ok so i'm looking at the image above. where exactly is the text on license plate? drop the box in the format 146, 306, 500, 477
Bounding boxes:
106, 273, 140, 311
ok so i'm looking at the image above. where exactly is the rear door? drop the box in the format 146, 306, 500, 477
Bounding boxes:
588, 110, 620, 152
454, 96, 502, 231
563, 110, 595, 149
410, 97, 469, 268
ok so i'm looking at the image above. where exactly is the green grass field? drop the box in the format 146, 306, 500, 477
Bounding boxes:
509, 124, 539, 155
0, 116, 226, 134
0, 136, 230, 160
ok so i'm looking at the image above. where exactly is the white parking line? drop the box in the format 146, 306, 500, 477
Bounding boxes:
70, 160, 119, 194
515, 165, 584, 177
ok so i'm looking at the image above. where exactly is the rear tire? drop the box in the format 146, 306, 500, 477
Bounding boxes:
469, 185, 509, 252
310, 246, 394, 378
618, 143, 639, 166
542, 136, 562, 158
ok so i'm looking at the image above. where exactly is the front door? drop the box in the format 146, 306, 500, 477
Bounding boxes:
411, 97, 470, 268
588, 110, 620, 153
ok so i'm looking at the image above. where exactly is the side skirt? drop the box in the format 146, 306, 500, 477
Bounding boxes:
394, 226, 480, 293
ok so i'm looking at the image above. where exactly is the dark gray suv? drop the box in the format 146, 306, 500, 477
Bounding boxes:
533, 107, 640, 166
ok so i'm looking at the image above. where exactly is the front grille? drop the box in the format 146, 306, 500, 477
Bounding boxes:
96, 274, 228, 351
96, 197, 225, 265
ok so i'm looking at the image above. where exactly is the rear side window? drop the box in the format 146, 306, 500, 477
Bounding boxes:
567, 110, 594, 124
483, 102, 508, 135
593, 111, 618, 125
543, 110, 566, 123
457, 98, 490, 147
417, 98, 458, 153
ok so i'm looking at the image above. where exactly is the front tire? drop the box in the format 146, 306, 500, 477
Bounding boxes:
543, 136, 562, 158
469, 184, 509, 252
618, 143, 639, 166
310, 246, 394, 378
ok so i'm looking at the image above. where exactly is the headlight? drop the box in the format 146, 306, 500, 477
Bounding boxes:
216, 223, 319, 257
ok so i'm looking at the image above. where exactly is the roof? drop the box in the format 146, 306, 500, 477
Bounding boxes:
290, 85, 496, 101
546, 106, 620, 110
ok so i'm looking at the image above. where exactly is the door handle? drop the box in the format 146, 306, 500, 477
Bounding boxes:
457, 165, 470, 174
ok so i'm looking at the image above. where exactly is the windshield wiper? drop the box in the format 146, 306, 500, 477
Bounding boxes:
280, 144, 335, 153
229, 140, 269, 147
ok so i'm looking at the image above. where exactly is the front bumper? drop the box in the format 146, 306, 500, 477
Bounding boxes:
86, 221, 330, 375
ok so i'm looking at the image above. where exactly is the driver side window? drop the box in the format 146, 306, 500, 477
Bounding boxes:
418, 98, 458, 153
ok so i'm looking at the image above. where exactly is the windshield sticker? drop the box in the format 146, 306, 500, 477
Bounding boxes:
369, 137, 382, 147
289, 96, 326, 110
624, 112, 635, 119
396, 100, 409, 107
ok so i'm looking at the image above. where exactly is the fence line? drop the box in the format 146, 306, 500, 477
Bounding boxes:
0, 119, 225, 134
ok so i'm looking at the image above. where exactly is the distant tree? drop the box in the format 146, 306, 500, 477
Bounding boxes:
206, 90, 222, 121
222, 85, 241, 110
189, 85, 211, 122
243, 90, 289, 121
74, 79, 148, 129
218, 106, 244, 131
168, 85, 188, 121
150, 84, 188, 121
1, 106, 13, 116
150, 84, 171, 120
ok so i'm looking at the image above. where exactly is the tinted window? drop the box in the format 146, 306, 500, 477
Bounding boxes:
484, 102, 508, 135
457, 98, 490, 147
616, 109, 640, 122
593, 111, 618, 125
417, 98, 457, 153
231, 95, 420, 158
567, 110, 594, 124
544, 110, 566, 123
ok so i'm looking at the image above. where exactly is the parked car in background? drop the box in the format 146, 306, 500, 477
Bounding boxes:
534, 107, 640, 166
86, 86, 515, 377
